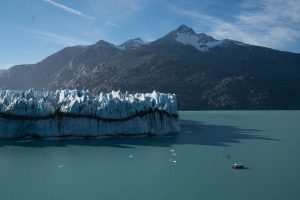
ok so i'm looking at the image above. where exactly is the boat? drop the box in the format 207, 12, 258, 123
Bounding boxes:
232, 163, 244, 169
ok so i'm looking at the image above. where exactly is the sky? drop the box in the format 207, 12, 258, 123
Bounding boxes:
0, 0, 299, 69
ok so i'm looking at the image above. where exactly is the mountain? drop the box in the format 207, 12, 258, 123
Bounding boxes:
117, 38, 147, 50
1, 24, 300, 110
0, 70, 5, 75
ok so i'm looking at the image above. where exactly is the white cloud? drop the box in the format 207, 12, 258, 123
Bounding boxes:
105, 22, 123, 29
167, 2, 219, 23
129, 4, 144, 12
44, 0, 95, 20
16, 27, 90, 46
168, 0, 300, 51
88, 0, 145, 21
36, 31, 90, 46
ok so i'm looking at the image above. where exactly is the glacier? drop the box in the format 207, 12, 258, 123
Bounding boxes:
0, 89, 179, 138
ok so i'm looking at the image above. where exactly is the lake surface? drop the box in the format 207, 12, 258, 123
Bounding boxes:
0, 111, 300, 200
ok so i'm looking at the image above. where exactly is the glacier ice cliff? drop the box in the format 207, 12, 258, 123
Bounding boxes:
0, 89, 179, 138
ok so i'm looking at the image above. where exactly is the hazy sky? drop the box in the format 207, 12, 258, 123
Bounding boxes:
0, 0, 299, 69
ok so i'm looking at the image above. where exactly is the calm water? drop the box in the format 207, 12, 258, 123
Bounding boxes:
0, 111, 300, 200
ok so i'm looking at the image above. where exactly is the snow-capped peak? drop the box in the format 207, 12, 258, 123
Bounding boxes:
117, 38, 148, 50
172, 25, 248, 52
175, 24, 195, 34
172, 25, 220, 52
124, 38, 145, 45
175, 32, 222, 52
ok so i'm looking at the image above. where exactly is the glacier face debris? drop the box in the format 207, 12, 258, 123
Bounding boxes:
0, 89, 179, 138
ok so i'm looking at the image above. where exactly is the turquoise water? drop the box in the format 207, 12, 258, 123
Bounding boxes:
0, 111, 299, 200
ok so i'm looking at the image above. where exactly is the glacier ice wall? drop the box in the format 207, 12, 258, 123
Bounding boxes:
0, 89, 179, 138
